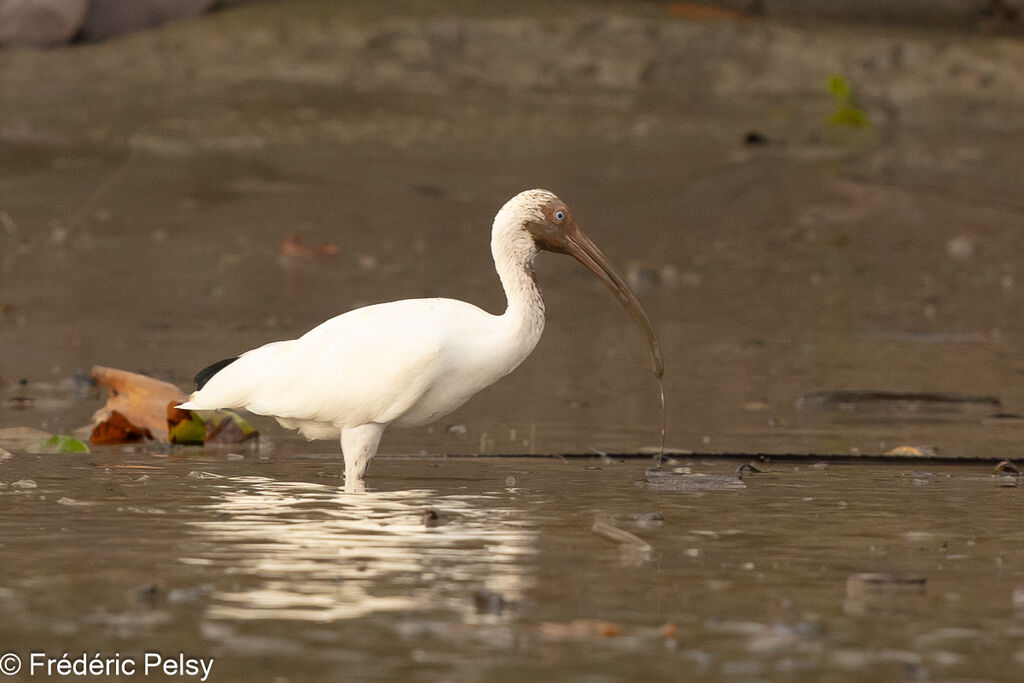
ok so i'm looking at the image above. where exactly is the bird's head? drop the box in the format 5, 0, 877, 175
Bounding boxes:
495, 189, 664, 379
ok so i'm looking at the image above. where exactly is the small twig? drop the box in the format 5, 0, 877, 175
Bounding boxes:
591, 520, 652, 550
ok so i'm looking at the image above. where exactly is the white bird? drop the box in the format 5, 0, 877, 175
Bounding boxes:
178, 189, 663, 488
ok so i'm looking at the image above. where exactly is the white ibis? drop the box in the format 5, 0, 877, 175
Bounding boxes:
178, 189, 664, 488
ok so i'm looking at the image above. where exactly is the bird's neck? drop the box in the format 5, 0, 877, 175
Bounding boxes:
492, 238, 546, 348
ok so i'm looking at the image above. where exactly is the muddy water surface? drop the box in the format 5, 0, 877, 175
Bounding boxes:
3, 448, 1024, 681
4, 2, 1024, 680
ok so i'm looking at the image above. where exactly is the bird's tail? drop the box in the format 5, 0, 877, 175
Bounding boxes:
175, 357, 240, 410
194, 357, 239, 390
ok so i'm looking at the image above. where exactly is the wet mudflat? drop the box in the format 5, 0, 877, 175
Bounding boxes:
4, 1, 1024, 680
2, 446, 1024, 681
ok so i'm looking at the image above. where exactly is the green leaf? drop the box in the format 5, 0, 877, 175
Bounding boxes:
825, 74, 869, 128
826, 74, 851, 100
35, 435, 90, 453
168, 409, 207, 445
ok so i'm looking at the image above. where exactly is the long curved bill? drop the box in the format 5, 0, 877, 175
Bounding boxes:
564, 231, 664, 380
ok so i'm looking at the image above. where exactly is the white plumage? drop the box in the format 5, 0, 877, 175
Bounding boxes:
179, 189, 662, 488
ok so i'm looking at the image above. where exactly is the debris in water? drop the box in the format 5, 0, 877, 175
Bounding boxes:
445, 423, 468, 435
885, 445, 938, 457
630, 512, 664, 528
984, 413, 1024, 425
825, 74, 869, 128
29, 435, 89, 454
195, 409, 258, 445
91, 365, 186, 442
167, 404, 207, 445
734, 463, 762, 477
136, 583, 160, 605
0, 426, 52, 451
422, 509, 446, 527
845, 573, 927, 615
995, 460, 1021, 476
537, 619, 622, 639
533, 619, 679, 642
5, 395, 34, 409
56, 497, 96, 507
640, 469, 746, 491
473, 590, 516, 615
90, 366, 257, 445
591, 519, 651, 549
846, 573, 926, 597
280, 232, 339, 258
744, 131, 768, 145
795, 390, 1000, 418
187, 471, 224, 480
91, 410, 152, 444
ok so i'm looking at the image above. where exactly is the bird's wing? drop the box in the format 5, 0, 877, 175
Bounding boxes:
187, 298, 488, 429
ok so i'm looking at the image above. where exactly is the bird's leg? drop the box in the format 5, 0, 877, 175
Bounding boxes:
340, 422, 386, 489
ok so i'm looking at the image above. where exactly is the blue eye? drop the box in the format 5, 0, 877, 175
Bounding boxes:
554, 210, 566, 222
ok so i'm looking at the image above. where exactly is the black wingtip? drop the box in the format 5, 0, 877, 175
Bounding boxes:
194, 357, 238, 390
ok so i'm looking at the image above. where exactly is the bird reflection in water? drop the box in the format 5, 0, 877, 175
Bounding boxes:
183, 476, 536, 622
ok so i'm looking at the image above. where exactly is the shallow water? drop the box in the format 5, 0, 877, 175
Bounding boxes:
4, 2, 1024, 680
3, 446, 1024, 681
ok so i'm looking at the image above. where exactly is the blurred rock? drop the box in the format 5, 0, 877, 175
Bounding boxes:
80, 0, 216, 42
0, 426, 51, 450
0, 0, 87, 47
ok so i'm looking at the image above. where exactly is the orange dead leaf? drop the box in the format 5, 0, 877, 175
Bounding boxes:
90, 410, 153, 444
91, 366, 186, 443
